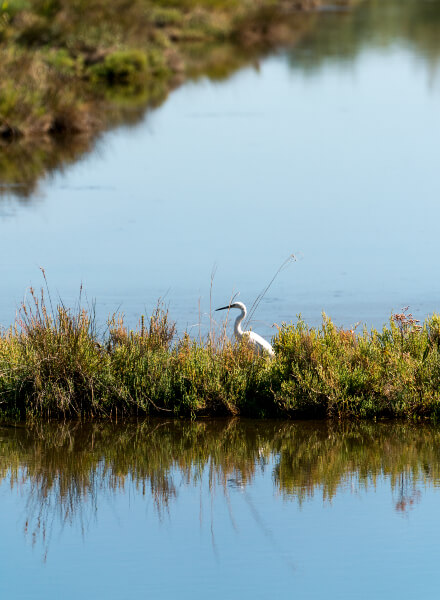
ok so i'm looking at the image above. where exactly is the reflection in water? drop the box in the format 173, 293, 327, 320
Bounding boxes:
0, 80, 171, 199
2, 0, 440, 198
2, 419, 440, 555
0, 31, 313, 199
290, 0, 440, 74
0, 136, 95, 200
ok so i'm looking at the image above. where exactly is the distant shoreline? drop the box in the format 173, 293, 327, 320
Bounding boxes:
0, 0, 330, 142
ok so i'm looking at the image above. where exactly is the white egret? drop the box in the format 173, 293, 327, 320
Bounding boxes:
215, 301, 274, 356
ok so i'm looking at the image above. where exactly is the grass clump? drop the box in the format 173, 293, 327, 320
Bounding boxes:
2, 289, 440, 421
272, 310, 440, 419
88, 49, 170, 85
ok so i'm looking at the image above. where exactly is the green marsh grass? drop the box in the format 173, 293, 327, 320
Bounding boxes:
0, 0, 320, 140
1, 288, 440, 421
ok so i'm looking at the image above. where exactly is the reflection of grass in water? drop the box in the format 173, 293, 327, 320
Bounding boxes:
287, 0, 440, 73
272, 421, 440, 503
0, 136, 95, 198
0, 78, 171, 198
0, 419, 265, 555
2, 419, 440, 554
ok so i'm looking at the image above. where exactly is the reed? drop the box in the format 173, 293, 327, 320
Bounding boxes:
1, 288, 440, 421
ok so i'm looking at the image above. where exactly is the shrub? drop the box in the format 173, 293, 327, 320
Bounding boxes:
89, 50, 152, 84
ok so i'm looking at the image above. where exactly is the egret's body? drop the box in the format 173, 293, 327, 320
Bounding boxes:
216, 301, 274, 356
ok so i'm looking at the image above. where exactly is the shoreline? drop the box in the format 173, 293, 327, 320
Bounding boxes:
0, 0, 340, 196
0, 0, 326, 141
1, 292, 440, 422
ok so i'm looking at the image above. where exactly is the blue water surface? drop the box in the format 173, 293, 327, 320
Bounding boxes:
1, 420, 440, 599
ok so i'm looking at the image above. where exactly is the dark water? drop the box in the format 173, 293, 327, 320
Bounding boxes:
2, 419, 440, 599
1, 0, 440, 341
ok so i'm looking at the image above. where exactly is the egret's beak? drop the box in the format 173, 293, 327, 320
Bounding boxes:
215, 305, 231, 312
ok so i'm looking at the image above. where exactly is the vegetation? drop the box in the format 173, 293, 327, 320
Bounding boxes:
0, 0, 320, 141
1, 287, 440, 421
0, 0, 334, 196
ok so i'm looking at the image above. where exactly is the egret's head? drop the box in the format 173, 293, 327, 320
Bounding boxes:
215, 301, 246, 313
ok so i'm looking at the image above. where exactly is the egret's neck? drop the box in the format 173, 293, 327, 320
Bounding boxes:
234, 307, 246, 338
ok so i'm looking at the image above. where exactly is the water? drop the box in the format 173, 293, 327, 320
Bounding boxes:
1, 419, 440, 599
1, 0, 440, 340
1, 4, 440, 594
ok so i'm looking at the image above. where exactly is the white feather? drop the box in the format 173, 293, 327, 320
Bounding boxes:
216, 301, 274, 357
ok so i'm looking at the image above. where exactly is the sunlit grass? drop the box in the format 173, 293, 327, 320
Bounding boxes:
1, 286, 440, 420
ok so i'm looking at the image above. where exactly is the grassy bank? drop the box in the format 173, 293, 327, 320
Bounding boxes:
1, 289, 440, 421
0, 0, 323, 141
0, 0, 342, 197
